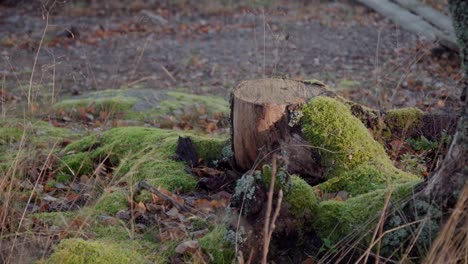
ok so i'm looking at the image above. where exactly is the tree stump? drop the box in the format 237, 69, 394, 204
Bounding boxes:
231, 78, 335, 183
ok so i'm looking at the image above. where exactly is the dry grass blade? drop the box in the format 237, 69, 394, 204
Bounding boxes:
425, 184, 468, 264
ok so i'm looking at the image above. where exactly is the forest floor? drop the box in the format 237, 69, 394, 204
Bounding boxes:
0, 0, 463, 111
0, 0, 464, 263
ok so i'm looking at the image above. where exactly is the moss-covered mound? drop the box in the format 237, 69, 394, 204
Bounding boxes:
313, 180, 420, 243
45, 238, 145, 264
61, 127, 228, 192
301, 97, 419, 196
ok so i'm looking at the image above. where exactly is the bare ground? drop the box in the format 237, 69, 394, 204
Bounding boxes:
0, 0, 463, 112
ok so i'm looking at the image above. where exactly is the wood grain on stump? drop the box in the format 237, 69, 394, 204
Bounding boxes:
231, 78, 334, 183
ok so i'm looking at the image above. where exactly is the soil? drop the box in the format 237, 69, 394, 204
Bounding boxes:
0, 0, 463, 112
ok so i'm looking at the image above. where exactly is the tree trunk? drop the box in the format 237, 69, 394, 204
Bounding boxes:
424, 0, 468, 204
231, 79, 335, 184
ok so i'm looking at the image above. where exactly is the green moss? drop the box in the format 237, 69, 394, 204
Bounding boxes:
32, 211, 79, 227
160, 91, 229, 114
385, 107, 424, 131
92, 225, 131, 241
301, 97, 418, 195
94, 188, 128, 215
285, 176, 318, 218
53, 96, 139, 119
0, 118, 74, 145
191, 136, 228, 162
64, 134, 98, 153
379, 107, 425, 141
313, 180, 420, 244
0, 127, 23, 143
60, 153, 94, 176
316, 162, 416, 196
52, 90, 229, 126
63, 127, 227, 192
199, 226, 235, 264
46, 238, 145, 264
56, 173, 72, 183
260, 165, 292, 193
302, 97, 389, 174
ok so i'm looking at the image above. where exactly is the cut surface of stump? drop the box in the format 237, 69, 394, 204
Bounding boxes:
231, 78, 334, 183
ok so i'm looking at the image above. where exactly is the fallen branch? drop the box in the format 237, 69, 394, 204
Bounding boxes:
135, 181, 198, 214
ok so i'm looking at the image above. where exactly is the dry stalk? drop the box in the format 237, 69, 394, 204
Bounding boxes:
28, 13, 49, 107
262, 154, 283, 264
425, 184, 468, 264
363, 186, 393, 263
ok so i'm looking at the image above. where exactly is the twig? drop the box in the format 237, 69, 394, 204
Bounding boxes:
160, 65, 177, 83
135, 181, 198, 214
262, 155, 283, 264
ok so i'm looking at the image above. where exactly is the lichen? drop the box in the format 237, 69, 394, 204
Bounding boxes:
45, 238, 145, 264
260, 164, 292, 193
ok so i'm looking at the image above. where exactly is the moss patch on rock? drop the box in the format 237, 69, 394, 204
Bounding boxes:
52, 89, 229, 126
45, 238, 145, 264
301, 97, 418, 196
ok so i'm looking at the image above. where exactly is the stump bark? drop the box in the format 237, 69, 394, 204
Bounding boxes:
231, 79, 336, 183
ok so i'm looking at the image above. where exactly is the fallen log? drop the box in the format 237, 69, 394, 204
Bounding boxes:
393, 0, 455, 38
356, 0, 458, 51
